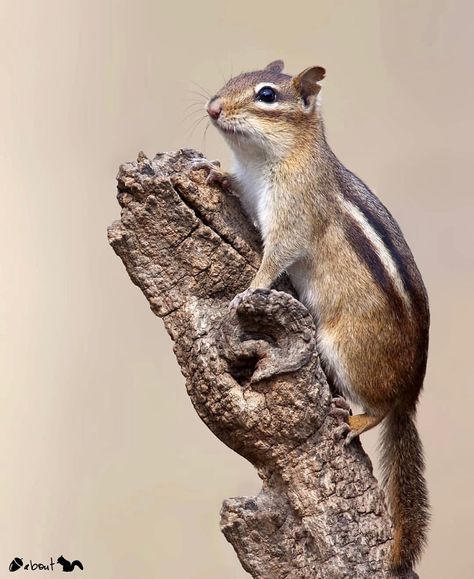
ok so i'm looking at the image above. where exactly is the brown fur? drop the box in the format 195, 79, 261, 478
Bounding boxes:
207, 61, 430, 576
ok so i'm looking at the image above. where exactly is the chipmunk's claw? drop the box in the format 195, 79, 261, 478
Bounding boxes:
330, 396, 358, 445
343, 429, 360, 446
330, 396, 351, 419
190, 159, 230, 189
331, 395, 351, 412
333, 422, 352, 442
333, 424, 360, 446
228, 288, 257, 313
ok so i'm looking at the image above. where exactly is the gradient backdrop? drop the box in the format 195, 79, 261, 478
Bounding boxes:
1, 1, 473, 577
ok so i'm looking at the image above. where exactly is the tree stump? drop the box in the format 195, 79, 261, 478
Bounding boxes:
108, 149, 393, 578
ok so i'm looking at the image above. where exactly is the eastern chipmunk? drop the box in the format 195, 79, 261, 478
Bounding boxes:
194, 60, 429, 578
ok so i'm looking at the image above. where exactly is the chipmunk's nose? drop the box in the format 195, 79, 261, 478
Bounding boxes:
207, 97, 222, 120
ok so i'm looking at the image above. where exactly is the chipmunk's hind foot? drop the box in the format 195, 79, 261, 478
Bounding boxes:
345, 412, 385, 445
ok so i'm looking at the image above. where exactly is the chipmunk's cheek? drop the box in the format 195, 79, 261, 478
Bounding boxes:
252, 117, 275, 137
247, 116, 264, 130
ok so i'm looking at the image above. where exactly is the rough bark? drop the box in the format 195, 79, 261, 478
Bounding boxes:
108, 149, 393, 578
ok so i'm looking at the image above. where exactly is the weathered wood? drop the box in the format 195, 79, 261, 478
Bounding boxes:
108, 149, 393, 578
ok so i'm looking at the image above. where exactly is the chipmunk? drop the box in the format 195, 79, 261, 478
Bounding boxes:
192, 60, 430, 578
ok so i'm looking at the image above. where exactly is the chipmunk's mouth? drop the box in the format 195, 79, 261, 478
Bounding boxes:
213, 117, 249, 139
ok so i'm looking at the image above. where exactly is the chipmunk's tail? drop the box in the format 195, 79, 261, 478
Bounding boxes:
380, 407, 430, 578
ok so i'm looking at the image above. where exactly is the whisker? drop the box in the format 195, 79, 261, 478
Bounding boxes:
201, 120, 211, 152
182, 108, 207, 122
183, 101, 206, 114
187, 90, 209, 102
190, 81, 212, 98
185, 114, 208, 140
185, 96, 206, 105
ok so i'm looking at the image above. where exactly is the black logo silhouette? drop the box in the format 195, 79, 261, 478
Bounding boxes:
56, 556, 84, 572
9, 558, 23, 572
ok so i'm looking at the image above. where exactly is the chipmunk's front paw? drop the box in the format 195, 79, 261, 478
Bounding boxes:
330, 397, 355, 444
228, 288, 262, 313
330, 396, 351, 419
190, 159, 230, 189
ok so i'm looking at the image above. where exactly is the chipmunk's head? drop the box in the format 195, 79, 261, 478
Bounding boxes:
206, 60, 325, 158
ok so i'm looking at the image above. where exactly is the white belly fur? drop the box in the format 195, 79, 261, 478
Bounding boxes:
232, 155, 272, 239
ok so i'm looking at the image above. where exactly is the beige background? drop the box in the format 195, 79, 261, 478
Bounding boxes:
1, 0, 473, 577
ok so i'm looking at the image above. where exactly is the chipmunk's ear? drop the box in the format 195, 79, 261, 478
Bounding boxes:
264, 60, 285, 73
293, 66, 326, 106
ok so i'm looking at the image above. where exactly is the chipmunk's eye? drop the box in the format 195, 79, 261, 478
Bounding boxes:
256, 86, 277, 103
